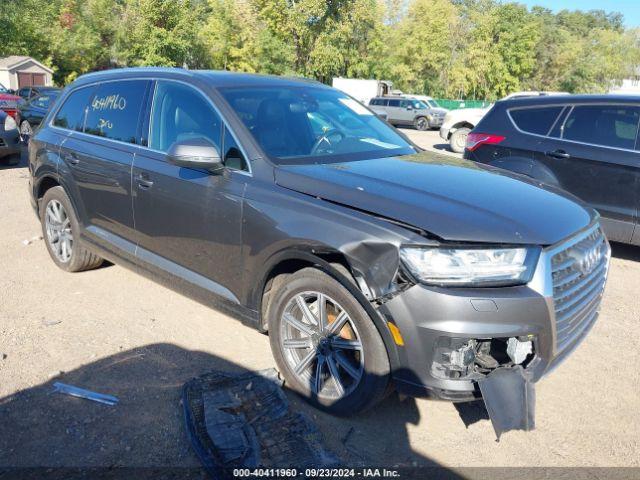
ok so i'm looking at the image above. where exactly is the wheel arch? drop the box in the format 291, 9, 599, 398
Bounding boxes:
452, 121, 474, 131
255, 247, 401, 371
257, 248, 360, 331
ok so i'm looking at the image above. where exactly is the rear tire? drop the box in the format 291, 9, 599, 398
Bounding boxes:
450, 127, 471, 153
40, 186, 103, 272
267, 268, 390, 415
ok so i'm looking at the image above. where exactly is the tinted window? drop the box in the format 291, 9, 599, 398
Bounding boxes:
563, 105, 640, 149
84, 80, 148, 144
53, 86, 96, 131
32, 94, 56, 109
19, 88, 30, 97
149, 81, 222, 153
220, 86, 414, 163
222, 126, 247, 171
509, 106, 563, 135
388, 99, 401, 107
369, 99, 379, 106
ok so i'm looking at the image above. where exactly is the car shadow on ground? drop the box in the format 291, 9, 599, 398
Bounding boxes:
610, 241, 640, 262
0, 343, 465, 478
432, 143, 454, 153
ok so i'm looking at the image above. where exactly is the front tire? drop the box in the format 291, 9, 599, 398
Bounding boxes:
450, 127, 471, 153
267, 268, 390, 415
40, 186, 103, 272
415, 116, 429, 131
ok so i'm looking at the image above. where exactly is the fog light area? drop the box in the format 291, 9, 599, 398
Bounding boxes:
431, 336, 535, 380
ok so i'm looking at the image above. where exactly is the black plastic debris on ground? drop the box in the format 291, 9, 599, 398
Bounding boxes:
182, 368, 339, 478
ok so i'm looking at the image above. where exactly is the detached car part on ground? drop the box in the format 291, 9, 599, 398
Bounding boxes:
29, 69, 610, 438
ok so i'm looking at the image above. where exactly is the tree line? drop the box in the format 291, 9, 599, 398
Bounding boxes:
1, 0, 638, 100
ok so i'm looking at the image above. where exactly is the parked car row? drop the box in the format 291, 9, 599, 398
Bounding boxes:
465, 94, 640, 246
0, 82, 61, 148
27, 68, 609, 435
16, 88, 60, 139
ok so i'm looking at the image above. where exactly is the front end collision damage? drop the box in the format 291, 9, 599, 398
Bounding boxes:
244, 180, 606, 439
339, 234, 542, 439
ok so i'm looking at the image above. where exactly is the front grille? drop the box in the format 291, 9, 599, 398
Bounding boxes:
551, 225, 609, 353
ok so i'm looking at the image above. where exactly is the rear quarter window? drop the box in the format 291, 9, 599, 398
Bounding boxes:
53, 86, 96, 132
509, 106, 564, 136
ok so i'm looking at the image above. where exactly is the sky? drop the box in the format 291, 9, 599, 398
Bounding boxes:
520, 0, 640, 27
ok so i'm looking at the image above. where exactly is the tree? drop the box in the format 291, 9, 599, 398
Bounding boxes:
117, 0, 203, 67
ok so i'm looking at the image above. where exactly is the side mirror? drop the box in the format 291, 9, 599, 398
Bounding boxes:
166, 137, 223, 173
406, 105, 413, 110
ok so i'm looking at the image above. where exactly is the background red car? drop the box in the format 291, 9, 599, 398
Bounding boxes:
0, 82, 23, 119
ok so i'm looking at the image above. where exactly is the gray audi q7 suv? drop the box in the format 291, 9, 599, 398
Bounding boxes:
29, 68, 609, 435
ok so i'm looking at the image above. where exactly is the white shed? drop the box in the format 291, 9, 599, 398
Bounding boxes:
0, 56, 54, 90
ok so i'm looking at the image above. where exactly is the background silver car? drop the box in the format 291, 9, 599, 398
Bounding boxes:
369, 96, 447, 130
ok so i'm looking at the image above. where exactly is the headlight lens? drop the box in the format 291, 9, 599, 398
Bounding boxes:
4, 114, 17, 131
400, 246, 538, 287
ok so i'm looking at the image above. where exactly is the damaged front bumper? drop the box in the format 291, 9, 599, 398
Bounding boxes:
377, 223, 610, 435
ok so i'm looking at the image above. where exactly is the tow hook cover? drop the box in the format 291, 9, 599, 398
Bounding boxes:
478, 365, 535, 440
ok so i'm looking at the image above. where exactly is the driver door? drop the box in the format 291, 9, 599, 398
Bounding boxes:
132, 80, 248, 301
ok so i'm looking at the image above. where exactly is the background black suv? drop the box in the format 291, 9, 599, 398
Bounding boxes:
464, 95, 640, 246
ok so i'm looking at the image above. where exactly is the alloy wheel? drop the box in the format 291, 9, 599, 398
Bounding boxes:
416, 118, 428, 130
280, 291, 364, 399
454, 131, 468, 151
45, 199, 73, 263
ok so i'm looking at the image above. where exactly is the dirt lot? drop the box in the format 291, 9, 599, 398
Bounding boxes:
1, 147, 639, 473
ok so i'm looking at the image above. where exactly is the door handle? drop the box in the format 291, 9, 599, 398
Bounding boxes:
135, 174, 154, 189
545, 150, 571, 159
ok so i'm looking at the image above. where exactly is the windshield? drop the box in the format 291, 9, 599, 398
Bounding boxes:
426, 100, 440, 108
220, 86, 415, 164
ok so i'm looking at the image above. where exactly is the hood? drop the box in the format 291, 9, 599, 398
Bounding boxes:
428, 107, 449, 115
274, 152, 594, 245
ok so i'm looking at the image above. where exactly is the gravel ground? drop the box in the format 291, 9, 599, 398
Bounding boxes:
1, 147, 639, 472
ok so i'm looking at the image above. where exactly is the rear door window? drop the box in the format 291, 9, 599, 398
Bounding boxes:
53, 86, 96, 132
84, 80, 149, 144
388, 99, 401, 107
509, 106, 564, 136
562, 104, 640, 149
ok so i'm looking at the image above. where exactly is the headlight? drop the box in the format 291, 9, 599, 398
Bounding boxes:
400, 246, 539, 287
4, 114, 17, 131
